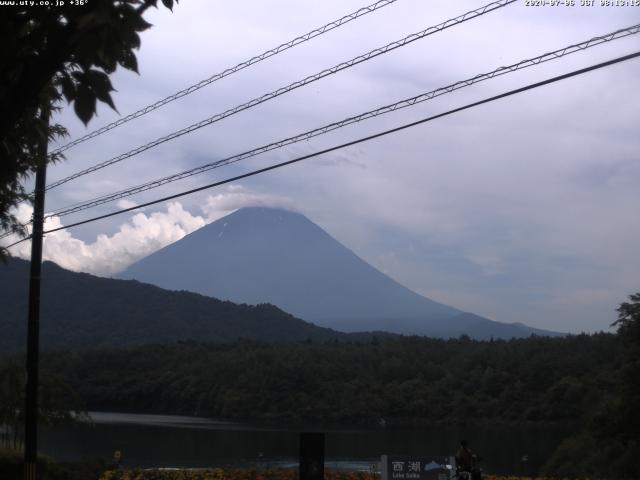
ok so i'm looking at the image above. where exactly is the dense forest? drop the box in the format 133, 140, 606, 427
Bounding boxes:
2, 334, 620, 425
2, 294, 638, 477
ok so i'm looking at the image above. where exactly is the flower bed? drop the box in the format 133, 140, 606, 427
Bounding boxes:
99, 469, 582, 480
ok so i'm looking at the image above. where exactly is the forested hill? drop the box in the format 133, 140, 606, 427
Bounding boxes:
0, 257, 356, 352
22, 333, 620, 426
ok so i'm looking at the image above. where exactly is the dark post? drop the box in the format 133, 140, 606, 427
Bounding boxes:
299, 432, 325, 480
24, 111, 48, 480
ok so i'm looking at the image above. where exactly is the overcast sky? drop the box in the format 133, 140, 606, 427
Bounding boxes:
4, 0, 640, 333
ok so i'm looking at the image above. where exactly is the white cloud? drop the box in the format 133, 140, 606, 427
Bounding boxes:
2, 186, 291, 276
116, 199, 139, 210
200, 185, 294, 221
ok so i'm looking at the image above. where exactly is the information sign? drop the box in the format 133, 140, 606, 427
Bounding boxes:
381, 455, 455, 480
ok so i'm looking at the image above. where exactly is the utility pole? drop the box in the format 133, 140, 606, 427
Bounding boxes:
24, 110, 48, 480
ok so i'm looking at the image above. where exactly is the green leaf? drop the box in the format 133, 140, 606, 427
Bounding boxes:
87, 70, 117, 111
121, 9, 153, 32
102, 57, 118, 74
119, 50, 138, 73
93, 85, 117, 111
75, 12, 99, 32
59, 74, 76, 103
86, 69, 111, 90
74, 87, 97, 125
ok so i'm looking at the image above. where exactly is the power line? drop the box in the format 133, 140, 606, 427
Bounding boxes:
44, 0, 516, 191
50, 0, 401, 156
5, 50, 636, 249
46, 24, 640, 219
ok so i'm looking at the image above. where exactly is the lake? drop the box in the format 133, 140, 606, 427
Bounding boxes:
40, 412, 572, 476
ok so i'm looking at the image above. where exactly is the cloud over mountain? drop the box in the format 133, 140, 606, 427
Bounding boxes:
3, 186, 291, 275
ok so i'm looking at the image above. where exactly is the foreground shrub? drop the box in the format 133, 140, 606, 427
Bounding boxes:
0, 448, 104, 480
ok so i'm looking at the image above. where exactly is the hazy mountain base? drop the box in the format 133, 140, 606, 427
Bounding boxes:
0, 258, 397, 352
119, 207, 560, 339
0, 257, 551, 354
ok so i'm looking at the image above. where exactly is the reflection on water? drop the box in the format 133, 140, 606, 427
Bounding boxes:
40, 412, 571, 476
80, 412, 241, 429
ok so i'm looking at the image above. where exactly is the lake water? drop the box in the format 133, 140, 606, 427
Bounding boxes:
40, 412, 572, 476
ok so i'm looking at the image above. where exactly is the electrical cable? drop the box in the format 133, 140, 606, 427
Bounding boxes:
50, 0, 401, 155
4, 49, 636, 250
46, 24, 640, 219
44, 0, 516, 191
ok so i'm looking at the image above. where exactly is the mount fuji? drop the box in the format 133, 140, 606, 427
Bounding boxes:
118, 207, 560, 339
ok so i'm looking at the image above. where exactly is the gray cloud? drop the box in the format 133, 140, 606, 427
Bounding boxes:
22, 0, 640, 332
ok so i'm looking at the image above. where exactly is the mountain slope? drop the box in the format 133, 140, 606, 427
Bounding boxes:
119, 207, 561, 338
0, 257, 350, 352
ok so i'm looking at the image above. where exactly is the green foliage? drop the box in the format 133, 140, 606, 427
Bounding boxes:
0, 361, 87, 450
0, 0, 177, 259
0, 362, 23, 449
43, 458, 107, 480
0, 448, 105, 480
613, 292, 640, 437
2, 333, 619, 427
542, 292, 640, 479
542, 433, 640, 479
0, 447, 45, 480
614, 292, 640, 331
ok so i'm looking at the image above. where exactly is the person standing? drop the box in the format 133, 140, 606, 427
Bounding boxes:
455, 440, 481, 480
